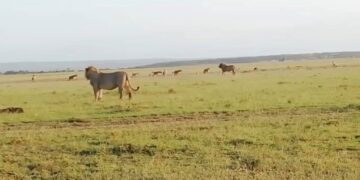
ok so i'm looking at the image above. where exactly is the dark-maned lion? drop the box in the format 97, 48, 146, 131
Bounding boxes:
85, 66, 140, 101
203, 68, 210, 74
152, 71, 163, 76
218, 63, 236, 75
173, 70, 182, 76
68, 74, 78, 81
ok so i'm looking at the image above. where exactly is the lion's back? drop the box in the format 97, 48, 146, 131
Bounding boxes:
99, 72, 127, 89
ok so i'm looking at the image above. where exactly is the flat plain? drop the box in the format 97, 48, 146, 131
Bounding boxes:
0, 59, 359, 179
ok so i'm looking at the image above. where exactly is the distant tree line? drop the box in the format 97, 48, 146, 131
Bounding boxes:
1, 69, 76, 75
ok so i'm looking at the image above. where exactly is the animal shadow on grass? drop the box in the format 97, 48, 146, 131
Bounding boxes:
65, 118, 89, 123
99, 105, 137, 115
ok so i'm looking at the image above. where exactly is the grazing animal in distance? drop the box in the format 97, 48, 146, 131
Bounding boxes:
162, 70, 167, 76
152, 71, 163, 76
203, 68, 210, 74
253, 67, 258, 71
332, 61, 337, 67
173, 70, 182, 76
68, 74, 78, 81
131, 73, 139, 77
31, 74, 36, 81
218, 63, 236, 75
85, 66, 140, 101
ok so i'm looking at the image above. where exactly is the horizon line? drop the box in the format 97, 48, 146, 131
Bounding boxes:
1, 50, 359, 64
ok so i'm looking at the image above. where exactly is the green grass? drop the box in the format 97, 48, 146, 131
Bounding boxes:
0, 59, 359, 122
0, 59, 359, 179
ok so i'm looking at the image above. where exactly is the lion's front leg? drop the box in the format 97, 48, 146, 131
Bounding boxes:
93, 88, 99, 101
98, 89, 103, 100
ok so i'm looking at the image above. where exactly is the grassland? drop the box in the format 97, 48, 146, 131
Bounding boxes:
0, 59, 359, 179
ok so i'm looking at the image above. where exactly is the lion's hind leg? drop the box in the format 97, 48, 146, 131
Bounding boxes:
118, 87, 123, 100
124, 80, 133, 100
126, 86, 132, 100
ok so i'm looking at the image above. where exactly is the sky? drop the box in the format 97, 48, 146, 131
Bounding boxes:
0, 0, 360, 63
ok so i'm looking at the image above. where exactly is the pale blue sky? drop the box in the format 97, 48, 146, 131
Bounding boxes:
0, 0, 359, 62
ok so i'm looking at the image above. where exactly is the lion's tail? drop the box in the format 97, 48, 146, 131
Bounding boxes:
126, 74, 140, 91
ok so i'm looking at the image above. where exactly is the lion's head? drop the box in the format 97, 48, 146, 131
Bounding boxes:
85, 66, 98, 80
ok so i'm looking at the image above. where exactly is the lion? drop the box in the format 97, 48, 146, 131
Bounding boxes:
203, 68, 210, 74
218, 63, 236, 75
85, 66, 140, 101
68, 74, 78, 81
173, 70, 182, 76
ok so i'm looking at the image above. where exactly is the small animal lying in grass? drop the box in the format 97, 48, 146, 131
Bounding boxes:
0, 107, 24, 113
85, 66, 140, 101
